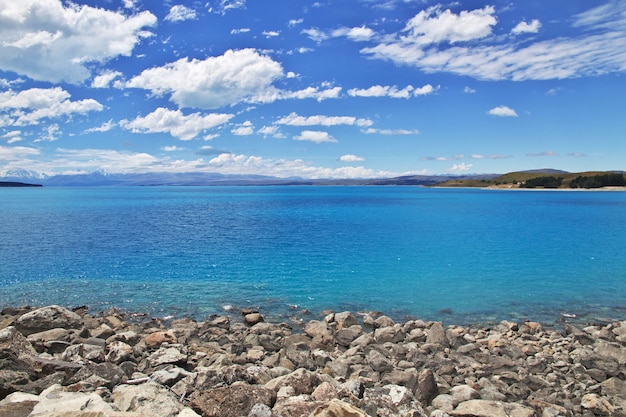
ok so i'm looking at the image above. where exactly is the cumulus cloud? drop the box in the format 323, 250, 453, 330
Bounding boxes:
332, 26, 375, 41
348, 84, 434, 98
165, 5, 197, 22
487, 106, 518, 117
288, 19, 304, 27
301, 28, 329, 43
360, 2, 626, 81
126, 49, 283, 109
403, 5, 497, 45
231, 28, 251, 34
339, 154, 365, 162
275, 112, 372, 127
448, 163, 473, 173
209, 0, 246, 14
0, 0, 156, 83
0, 87, 103, 126
231, 121, 254, 135
293, 130, 337, 143
84, 120, 116, 134
91, 70, 123, 88
262, 30, 280, 38
512, 19, 541, 35
120, 107, 234, 140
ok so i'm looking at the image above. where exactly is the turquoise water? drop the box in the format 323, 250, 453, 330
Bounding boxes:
1, 186, 625, 325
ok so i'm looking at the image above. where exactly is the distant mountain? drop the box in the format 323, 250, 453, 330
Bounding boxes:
0, 170, 500, 187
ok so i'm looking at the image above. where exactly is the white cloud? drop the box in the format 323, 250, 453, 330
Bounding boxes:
448, 163, 473, 173
512, 19, 541, 35
120, 107, 234, 140
527, 151, 558, 157
301, 28, 329, 43
360, 2, 626, 81
162, 146, 185, 151
262, 30, 280, 38
470, 154, 512, 159
231, 28, 251, 35
403, 5, 497, 45
293, 130, 337, 143
165, 5, 197, 22
288, 19, 304, 28
487, 105, 518, 117
275, 112, 372, 127
339, 154, 365, 162
34, 124, 60, 142
0, 145, 40, 159
91, 70, 123, 88
231, 121, 254, 135
0, 0, 156, 83
363, 128, 419, 135
257, 125, 285, 138
332, 26, 375, 41
348, 84, 434, 99
464, 86, 477, 94
84, 120, 116, 133
126, 49, 284, 109
209, 0, 246, 14
0, 87, 103, 126
276, 86, 342, 102
1, 130, 23, 144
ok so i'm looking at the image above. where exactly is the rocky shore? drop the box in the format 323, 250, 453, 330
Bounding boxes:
1, 305, 625, 417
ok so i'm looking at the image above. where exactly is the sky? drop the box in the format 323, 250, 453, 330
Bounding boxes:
1, 0, 625, 179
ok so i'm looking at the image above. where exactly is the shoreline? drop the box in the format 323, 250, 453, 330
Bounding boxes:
1, 304, 625, 417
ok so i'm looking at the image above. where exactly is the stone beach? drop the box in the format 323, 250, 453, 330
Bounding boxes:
1, 305, 625, 417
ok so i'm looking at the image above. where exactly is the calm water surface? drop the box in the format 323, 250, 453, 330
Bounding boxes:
1, 186, 625, 325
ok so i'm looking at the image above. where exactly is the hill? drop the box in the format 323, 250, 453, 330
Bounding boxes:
437, 170, 626, 189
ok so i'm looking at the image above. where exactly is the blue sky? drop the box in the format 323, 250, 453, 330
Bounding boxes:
1, 0, 625, 178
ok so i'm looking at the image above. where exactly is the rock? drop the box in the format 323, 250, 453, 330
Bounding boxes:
247, 402, 280, 417
0, 391, 39, 417
426, 322, 448, 346
334, 312, 358, 329
335, 326, 363, 347
147, 346, 187, 367
113, 380, 188, 417
68, 362, 127, 389
151, 366, 190, 386
449, 399, 536, 417
266, 368, 322, 395
363, 384, 427, 417
15, 306, 82, 336
374, 325, 405, 343
273, 395, 323, 417
581, 393, 614, 416
450, 385, 480, 405
190, 383, 276, 417
106, 341, 134, 364
144, 330, 177, 349
311, 381, 340, 402
312, 398, 367, 417
416, 368, 439, 405
244, 313, 265, 327
373, 316, 395, 329
366, 349, 393, 372
29, 384, 115, 416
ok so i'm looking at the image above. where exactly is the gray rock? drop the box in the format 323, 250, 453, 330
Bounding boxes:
335, 325, 363, 347
449, 399, 536, 417
190, 383, 276, 417
29, 384, 115, 416
265, 368, 322, 395
416, 368, 439, 405
15, 306, 82, 336
426, 322, 448, 346
113, 380, 188, 417
366, 349, 393, 372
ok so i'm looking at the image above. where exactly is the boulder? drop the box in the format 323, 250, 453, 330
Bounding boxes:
426, 322, 448, 346
28, 384, 115, 416
265, 368, 322, 395
366, 349, 393, 372
113, 380, 189, 417
189, 383, 276, 417
312, 398, 367, 417
245, 313, 265, 326
449, 399, 536, 417
416, 368, 439, 405
15, 306, 82, 336
144, 330, 177, 349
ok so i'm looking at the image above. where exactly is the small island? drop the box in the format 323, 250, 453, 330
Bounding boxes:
437, 170, 626, 190
0, 181, 43, 187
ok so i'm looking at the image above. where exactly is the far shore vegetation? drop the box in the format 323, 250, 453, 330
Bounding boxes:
437, 170, 626, 190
